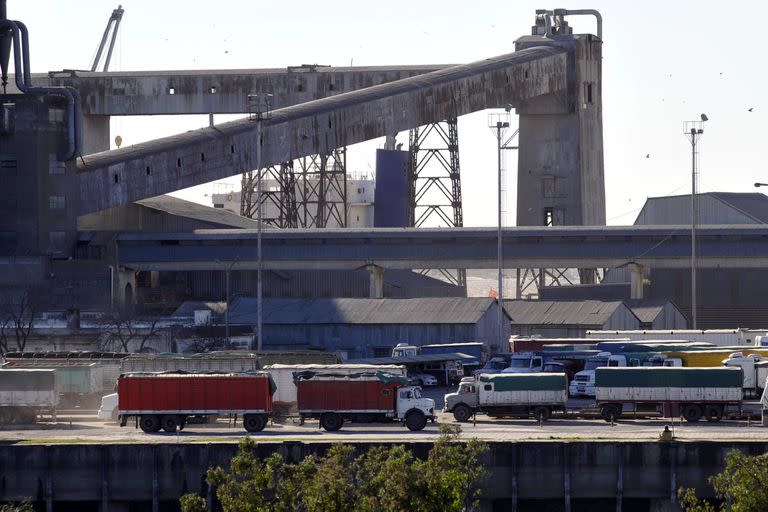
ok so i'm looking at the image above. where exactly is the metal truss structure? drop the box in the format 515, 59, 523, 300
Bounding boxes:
407, 118, 466, 288
240, 163, 298, 228
239, 149, 347, 229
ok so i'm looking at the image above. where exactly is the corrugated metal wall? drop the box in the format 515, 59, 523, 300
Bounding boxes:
604, 304, 642, 330
634, 195, 757, 225
651, 303, 688, 330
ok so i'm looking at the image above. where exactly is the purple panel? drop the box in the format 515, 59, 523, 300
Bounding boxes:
374, 149, 408, 227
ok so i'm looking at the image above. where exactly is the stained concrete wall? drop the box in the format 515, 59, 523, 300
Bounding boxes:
1, 440, 765, 511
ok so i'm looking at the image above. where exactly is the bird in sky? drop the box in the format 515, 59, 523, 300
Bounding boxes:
748, 107, 754, 112
645, 154, 650, 159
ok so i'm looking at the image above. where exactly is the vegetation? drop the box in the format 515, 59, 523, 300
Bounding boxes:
181, 424, 488, 512
679, 450, 768, 512
0, 502, 33, 512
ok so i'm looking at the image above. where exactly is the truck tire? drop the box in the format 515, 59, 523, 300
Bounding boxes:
533, 406, 551, 422
453, 404, 472, 423
704, 405, 723, 423
405, 410, 427, 431
600, 405, 621, 423
161, 415, 179, 433
320, 412, 343, 432
140, 415, 161, 433
243, 414, 268, 433
682, 404, 703, 423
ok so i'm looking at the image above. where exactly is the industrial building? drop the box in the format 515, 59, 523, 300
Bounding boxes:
549, 192, 768, 328
503, 300, 641, 338
175, 296, 511, 359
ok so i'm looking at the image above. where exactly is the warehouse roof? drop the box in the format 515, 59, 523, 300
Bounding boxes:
624, 299, 680, 324
136, 195, 261, 229
503, 300, 633, 327
223, 297, 498, 325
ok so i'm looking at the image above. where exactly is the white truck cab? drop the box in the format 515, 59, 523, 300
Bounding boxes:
569, 352, 627, 397
392, 343, 419, 357
724, 352, 768, 395
394, 386, 436, 424
501, 354, 544, 373
97, 392, 118, 421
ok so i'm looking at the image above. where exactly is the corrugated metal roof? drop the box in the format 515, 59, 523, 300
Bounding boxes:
625, 299, 675, 323
636, 192, 768, 225
503, 300, 627, 327
225, 297, 496, 325
172, 300, 227, 316
136, 195, 261, 229
710, 193, 768, 223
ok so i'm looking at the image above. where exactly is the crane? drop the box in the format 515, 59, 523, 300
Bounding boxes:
90, 5, 124, 72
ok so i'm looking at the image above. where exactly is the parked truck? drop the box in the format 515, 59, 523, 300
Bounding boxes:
569, 352, 628, 397
0, 369, 58, 424
723, 353, 768, 397
444, 373, 568, 422
595, 367, 743, 423
118, 371, 275, 433
295, 371, 435, 431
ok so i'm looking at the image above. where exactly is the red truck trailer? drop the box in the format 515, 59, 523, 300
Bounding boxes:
118, 371, 275, 433
295, 371, 436, 431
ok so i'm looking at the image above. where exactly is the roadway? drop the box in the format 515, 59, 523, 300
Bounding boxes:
3, 387, 765, 444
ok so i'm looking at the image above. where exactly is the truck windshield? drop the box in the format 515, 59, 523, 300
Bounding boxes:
413, 388, 422, 399
509, 359, 531, 368
584, 359, 608, 371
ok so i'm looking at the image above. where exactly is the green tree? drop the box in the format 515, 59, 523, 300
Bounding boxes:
679, 450, 768, 512
181, 425, 488, 512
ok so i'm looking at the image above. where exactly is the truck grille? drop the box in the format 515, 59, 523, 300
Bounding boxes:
575, 375, 590, 383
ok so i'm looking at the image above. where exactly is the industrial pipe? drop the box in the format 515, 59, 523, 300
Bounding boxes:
1, 19, 81, 160
560, 9, 602, 40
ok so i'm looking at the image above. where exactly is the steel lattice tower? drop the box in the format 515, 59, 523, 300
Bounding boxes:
407, 118, 466, 288
296, 148, 348, 228
240, 163, 298, 228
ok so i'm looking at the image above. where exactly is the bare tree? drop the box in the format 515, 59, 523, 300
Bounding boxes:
1, 288, 40, 354
98, 307, 163, 353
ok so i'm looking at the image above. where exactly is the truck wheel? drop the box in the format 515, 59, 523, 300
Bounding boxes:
704, 405, 723, 423
405, 410, 427, 431
682, 405, 703, 423
161, 415, 179, 433
601, 405, 621, 423
453, 404, 472, 423
140, 415, 161, 433
243, 414, 268, 433
533, 406, 551, 422
320, 413, 343, 432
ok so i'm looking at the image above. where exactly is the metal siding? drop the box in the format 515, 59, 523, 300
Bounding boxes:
374, 149, 408, 227
604, 304, 641, 331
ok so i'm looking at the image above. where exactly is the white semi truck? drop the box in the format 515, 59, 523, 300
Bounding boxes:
443, 373, 568, 422
723, 353, 768, 397
569, 352, 627, 397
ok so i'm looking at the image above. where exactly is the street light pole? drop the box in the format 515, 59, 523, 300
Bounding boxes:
684, 118, 705, 329
489, 114, 510, 348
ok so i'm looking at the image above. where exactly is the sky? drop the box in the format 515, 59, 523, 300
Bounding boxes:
13, 1, 768, 227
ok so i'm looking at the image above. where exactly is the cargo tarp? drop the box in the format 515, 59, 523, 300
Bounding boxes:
595, 367, 743, 388
478, 373, 567, 392
292, 371, 409, 386
121, 370, 277, 395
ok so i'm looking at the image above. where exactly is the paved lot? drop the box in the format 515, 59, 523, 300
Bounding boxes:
1, 387, 762, 444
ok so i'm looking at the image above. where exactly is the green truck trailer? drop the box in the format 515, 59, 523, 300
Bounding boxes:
595, 367, 743, 423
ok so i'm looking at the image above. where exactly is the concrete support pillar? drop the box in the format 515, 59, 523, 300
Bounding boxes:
510, 443, 518, 511
615, 445, 624, 512
101, 445, 110, 512
668, 444, 677, 509
116, 268, 137, 308
152, 446, 159, 512
150, 270, 160, 288
563, 443, 571, 512
629, 263, 645, 300
83, 114, 111, 155
368, 265, 384, 298
45, 446, 53, 512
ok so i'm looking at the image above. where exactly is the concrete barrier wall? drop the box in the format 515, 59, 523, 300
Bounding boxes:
1, 440, 766, 510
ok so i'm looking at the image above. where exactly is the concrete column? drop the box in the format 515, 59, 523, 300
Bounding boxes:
150, 270, 160, 288
563, 443, 571, 512
116, 268, 137, 307
615, 445, 624, 512
83, 115, 111, 155
101, 445, 110, 512
368, 265, 384, 298
510, 443, 518, 511
629, 263, 645, 300
152, 446, 159, 512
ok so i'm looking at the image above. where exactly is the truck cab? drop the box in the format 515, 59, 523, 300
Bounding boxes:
501, 354, 544, 373
395, 386, 436, 426
569, 352, 627, 397
473, 357, 508, 375
445, 377, 480, 411
724, 352, 767, 395
392, 343, 419, 357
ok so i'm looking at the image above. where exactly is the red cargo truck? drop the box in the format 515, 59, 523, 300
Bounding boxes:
295, 371, 436, 431
118, 372, 275, 433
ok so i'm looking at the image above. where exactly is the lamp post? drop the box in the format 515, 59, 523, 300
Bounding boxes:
488, 113, 510, 348
684, 116, 706, 329
249, 93, 272, 351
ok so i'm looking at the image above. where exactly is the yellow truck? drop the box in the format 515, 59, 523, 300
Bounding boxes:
664, 348, 768, 367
